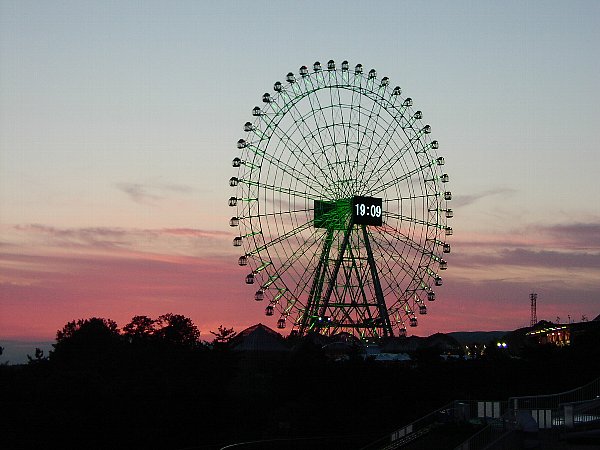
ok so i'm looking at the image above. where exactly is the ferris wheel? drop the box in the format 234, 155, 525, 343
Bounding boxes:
229, 60, 452, 339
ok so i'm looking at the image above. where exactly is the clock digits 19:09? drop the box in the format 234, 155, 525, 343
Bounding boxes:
355, 203, 381, 217
352, 196, 383, 226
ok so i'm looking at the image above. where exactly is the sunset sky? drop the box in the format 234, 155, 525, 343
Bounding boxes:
1, 1, 599, 344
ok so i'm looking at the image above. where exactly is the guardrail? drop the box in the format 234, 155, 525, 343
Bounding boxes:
360, 400, 507, 450
561, 397, 600, 431
362, 377, 600, 450
510, 376, 600, 415
358, 402, 452, 450
453, 408, 517, 450
454, 376, 600, 450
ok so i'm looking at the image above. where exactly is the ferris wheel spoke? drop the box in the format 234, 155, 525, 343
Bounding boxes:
373, 225, 441, 271
384, 193, 441, 203
244, 220, 314, 257
360, 137, 415, 193
364, 230, 411, 294
361, 129, 409, 193
383, 211, 445, 230
290, 78, 340, 181
368, 160, 437, 197
350, 89, 384, 189
274, 95, 342, 194
355, 114, 387, 190
236, 177, 321, 202
345, 76, 369, 188
356, 116, 397, 181
263, 228, 325, 291
348, 90, 382, 189
254, 147, 326, 195
251, 123, 330, 195
303, 77, 346, 184
260, 234, 324, 319
378, 252, 435, 307
261, 88, 335, 194
330, 76, 352, 183
367, 228, 429, 307
239, 126, 318, 190
238, 206, 313, 221
360, 119, 437, 194
271, 121, 334, 192
327, 78, 352, 183
342, 94, 364, 186
360, 99, 423, 187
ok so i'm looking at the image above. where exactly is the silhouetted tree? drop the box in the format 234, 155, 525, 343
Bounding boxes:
210, 325, 237, 344
154, 313, 200, 347
27, 347, 48, 364
56, 317, 119, 343
51, 317, 121, 364
123, 315, 156, 340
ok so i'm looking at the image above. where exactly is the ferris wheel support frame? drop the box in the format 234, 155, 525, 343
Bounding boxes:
362, 225, 393, 337
300, 227, 334, 335
303, 220, 394, 338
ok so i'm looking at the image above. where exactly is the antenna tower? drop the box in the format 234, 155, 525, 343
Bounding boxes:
530, 292, 538, 327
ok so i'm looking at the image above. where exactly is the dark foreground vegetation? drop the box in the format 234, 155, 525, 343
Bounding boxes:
1, 315, 599, 449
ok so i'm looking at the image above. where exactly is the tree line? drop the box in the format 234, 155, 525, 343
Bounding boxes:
2, 314, 599, 450
23, 314, 236, 365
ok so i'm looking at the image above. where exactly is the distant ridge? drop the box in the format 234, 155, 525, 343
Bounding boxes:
447, 331, 508, 345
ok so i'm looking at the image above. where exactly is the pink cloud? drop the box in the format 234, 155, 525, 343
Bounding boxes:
1, 221, 598, 340
0, 224, 266, 339
0, 249, 266, 340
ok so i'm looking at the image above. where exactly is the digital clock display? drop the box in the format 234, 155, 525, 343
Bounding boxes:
352, 196, 383, 226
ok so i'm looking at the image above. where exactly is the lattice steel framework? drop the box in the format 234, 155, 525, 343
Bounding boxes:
229, 60, 453, 338
530, 292, 538, 327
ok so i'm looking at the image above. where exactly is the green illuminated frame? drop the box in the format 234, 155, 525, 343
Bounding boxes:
230, 60, 452, 338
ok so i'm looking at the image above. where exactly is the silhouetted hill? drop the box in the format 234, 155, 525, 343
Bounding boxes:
447, 331, 508, 345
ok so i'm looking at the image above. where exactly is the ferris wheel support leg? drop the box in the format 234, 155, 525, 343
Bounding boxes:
315, 221, 354, 333
362, 225, 393, 338
299, 228, 334, 335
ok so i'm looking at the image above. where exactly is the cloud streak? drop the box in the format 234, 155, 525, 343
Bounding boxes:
116, 183, 162, 203
451, 188, 516, 208
451, 247, 599, 270
115, 180, 195, 204
9, 224, 233, 258
540, 223, 600, 250
452, 221, 600, 254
